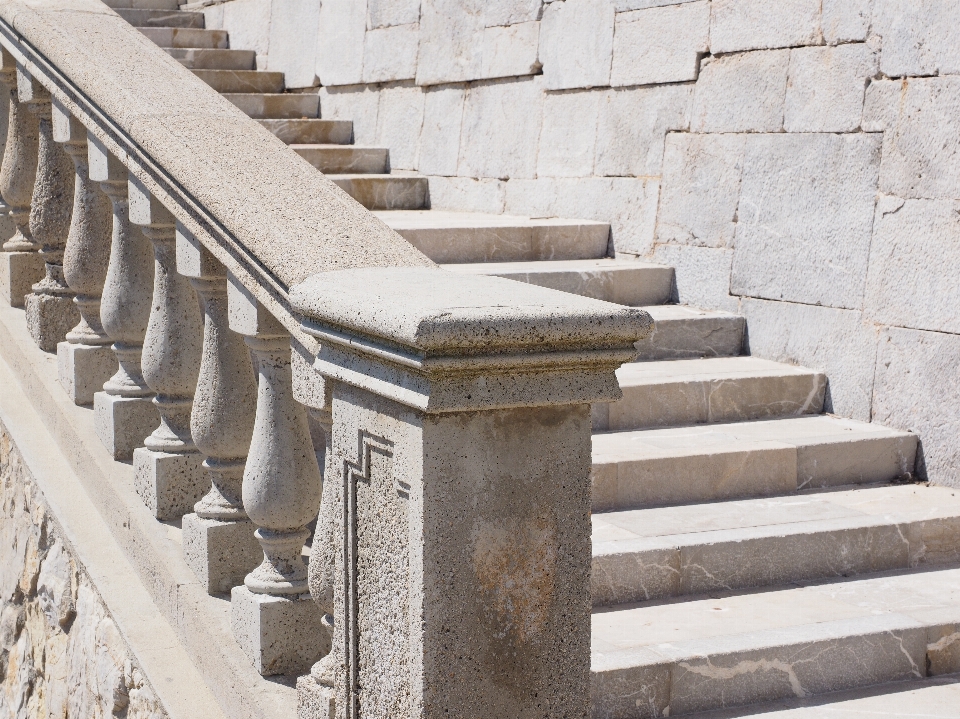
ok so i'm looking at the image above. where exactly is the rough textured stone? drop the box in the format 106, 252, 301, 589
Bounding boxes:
415, 0, 485, 85
133, 448, 207, 521
652, 243, 738, 312
872, 0, 960, 77
182, 514, 262, 595
862, 78, 902, 132
422, 176, 506, 213
822, 0, 871, 43
479, 21, 540, 80
539, 0, 615, 90
710, 0, 822, 54
316, 0, 366, 86
93, 392, 159, 462
205, 0, 272, 68
879, 77, 960, 200
731, 133, 881, 309
594, 85, 692, 177
266, 0, 320, 88
0, 252, 45, 308
362, 23, 420, 83
784, 43, 878, 133
483, 0, 542, 25
367, 0, 420, 28
57, 342, 117, 407
691, 50, 790, 133
458, 77, 543, 180
24, 293, 78, 353
610, 2, 709, 87
375, 84, 424, 170
537, 90, 599, 177
318, 84, 380, 145
418, 85, 464, 176
656, 132, 744, 248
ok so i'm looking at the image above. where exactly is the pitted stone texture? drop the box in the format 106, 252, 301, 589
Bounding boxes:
480, 21, 540, 80
204, 0, 271, 66
691, 50, 790, 133
415, 0, 485, 85
418, 85, 464, 176
25, 293, 78, 353
652, 244, 738, 313
873, 0, 960, 77
266, 0, 320, 88
784, 43, 878, 133
93, 393, 158, 461
133, 448, 207, 521
862, 78, 902, 132
731, 133, 881, 309
368, 0, 421, 28
296, 675, 334, 719
710, 0, 822, 54
315, 0, 366, 86
538, 90, 599, 178
375, 84, 424, 170
0, 252, 44, 308
634, 305, 743, 361
540, 0, 615, 90
182, 514, 262, 595
57, 342, 116, 406
362, 23, 420, 83
424, 176, 506, 214
822, 0, 871, 43
611, 2, 709, 87
318, 85, 380, 146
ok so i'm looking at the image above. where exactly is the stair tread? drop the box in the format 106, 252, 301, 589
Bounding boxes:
326, 171, 422, 179
374, 209, 608, 230
642, 304, 740, 321
441, 258, 664, 273
289, 143, 387, 151
615, 356, 818, 385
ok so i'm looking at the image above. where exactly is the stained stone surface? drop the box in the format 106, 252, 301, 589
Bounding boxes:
132, 448, 207, 521
24, 293, 78, 353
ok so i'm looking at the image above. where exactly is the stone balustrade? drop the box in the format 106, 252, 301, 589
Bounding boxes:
0, 1, 652, 717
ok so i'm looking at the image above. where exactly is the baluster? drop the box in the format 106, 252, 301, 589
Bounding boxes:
177, 225, 261, 592
52, 100, 115, 404
127, 180, 205, 520
87, 135, 157, 460
0, 54, 42, 307
227, 277, 324, 676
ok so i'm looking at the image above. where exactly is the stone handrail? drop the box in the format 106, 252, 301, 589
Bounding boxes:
0, 0, 655, 717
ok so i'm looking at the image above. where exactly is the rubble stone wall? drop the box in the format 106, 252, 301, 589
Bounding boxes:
204, 0, 960, 485
0, 427, 167, 719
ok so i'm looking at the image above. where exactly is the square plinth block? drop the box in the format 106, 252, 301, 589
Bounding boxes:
231, 585, 326, 677
133, 448, 206, 521
297, 675, 335, 719
57, 342, 116, 406
183, 513, 262, 594
94, 392, 158, 461
0, 251, 44, 308
25, 293, 79, 352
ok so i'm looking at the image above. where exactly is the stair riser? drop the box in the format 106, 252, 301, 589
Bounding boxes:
399, 225, 610, 264
331, 177, 428, 210
103, 0, 178, 9
169, 49, 255, 70
193, 70, 284, 93
140, 27, 228, 49
116, 9, 204, 27
293, 147, 389, 174
260, 119, 353, 145
224, 94, 319, 119
464, 267, 672, 307
635, 315, 744, 361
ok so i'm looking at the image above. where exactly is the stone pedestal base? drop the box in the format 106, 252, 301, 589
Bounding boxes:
57, 342, 115, 406
133, 448, 206, 520
296, 675, 335, 719
0, 251, 44, 307
183, 513, 262, 594
231, 586, 326, 677
94, 392, 157, 460
25, 293, 80, 352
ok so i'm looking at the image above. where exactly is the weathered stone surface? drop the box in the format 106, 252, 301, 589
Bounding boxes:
710, 0, 822, 54
691, 50, 790, 133
613, 0, 700, 8
362, 23, 420, 83
479, 21, 540, 80
266, 0, 320, 88
316, 0, 366, 86
182, 514, 262, 595
133, 448, 207, 521
822, 0, 871, 43
459, 77, 543, 179
656, 132, 744, 248
611, 2, 709, 87
375, 84, 424, 170
879, 77, 960, 200
872, 0, 960, 77
93, 392, 159, 461
862, 78, 902, 132
415, 0, 484, 85
652, 243, 738, 312
784, 43, 878, 133
367, 0, 421, 28
420, 176, 506, 213
540, 0, 615, 90
418, 85, 464, 176
538, 90, 599, 177
204, 0, 272, 68
0, 251, 45, 308
731, 133, 881, 309
595, 85, 692, 177
57, 342, 116, 407
741, 298, 878, 421
25, 293, 78, 353
483, 0, 542, 25
866, 198, 960, 335
318, 84, 380, 145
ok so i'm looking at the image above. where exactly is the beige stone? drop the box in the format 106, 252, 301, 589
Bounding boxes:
479, 21, 540, 80
374, 84, 423, 170
873, 0, 960, 77
610, 2, 709, 87
691, 50, 790, 133
266, 0, 320, 88
633, 304, 743, 361
784, 43, 878, 133
710, 0, 822, 54
652, 243, 739, 312
822, 0, 871, 43
537, 90, 599, 177
862, 78, 902, 132
367, 0, 420, 28
362, 23, 419, 83
417, 85, 464, 176
539, 0, 615, 90
316, 0, 366, 86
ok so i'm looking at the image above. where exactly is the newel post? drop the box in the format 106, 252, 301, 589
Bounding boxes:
291, 267, 652, 719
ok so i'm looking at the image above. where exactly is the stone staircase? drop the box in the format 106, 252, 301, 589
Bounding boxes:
110, 1, 960, 717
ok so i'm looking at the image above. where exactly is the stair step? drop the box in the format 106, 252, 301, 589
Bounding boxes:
168, 48, 255, 70
139, 27, 228, 49
222, 93, 319, 119
591, 565, 960, 717
328, 173, 428, 210
594, 357, 825, 432
259, 118, 352, 145
443, 259, 672, 306
592, 483, 960, 606
636, 305, 744, 361
192, 69, 284, 93
374, 210, 610, 263
103, 0, 178, 9
116, 8, 204, 27
291, 145, 389, 174
591, 415, 917, 511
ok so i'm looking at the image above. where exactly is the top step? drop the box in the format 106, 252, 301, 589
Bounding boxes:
115, 8, 204, 27
102, 0, 179, 10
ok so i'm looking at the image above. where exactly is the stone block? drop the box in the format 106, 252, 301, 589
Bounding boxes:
367, 0, 420, 28
636, 305, 744, 361
266, 0, 320, 88
862, 78, 902, 132
784, 43, 878, 133
182, 513, 262, 595
656, 132, 744, 248
731, 133, 881, 309
483, 0, 542, 26
595, 85, 691, 178
611, 1, 709, 87
479, 21, 540, 80
652, 244, 738, 313
133, 448, 207, 521
690, 50, 789, 133
25, 293, 79, 353
537, 90, 599, 177
741, 298, 878, 421
505, 176, 659, 256
362, 23, 419, 83
710, 0, 821, 54
318, 85, 378, 145
873, 0, 960, 77
458, 76, 543, 179
0, 251, 44, 308
539, 0, 615, 90
879, 77, 960, 200
217, 0, 272, 68
822, 0, 871, 43
416, 0, 485, 85
422, 176, 506, 213
418, 85, 464, 176
865, 198, 960, 334
94, 392, 158, 461
231, 585, 326, 676
613, 0, 700, 9
316, 0, 366, 86
375, 84, 424, 170
57, 342, 116, 407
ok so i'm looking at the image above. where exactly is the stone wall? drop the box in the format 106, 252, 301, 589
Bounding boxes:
0, 427, 167, 719
204, 0, 960, 485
